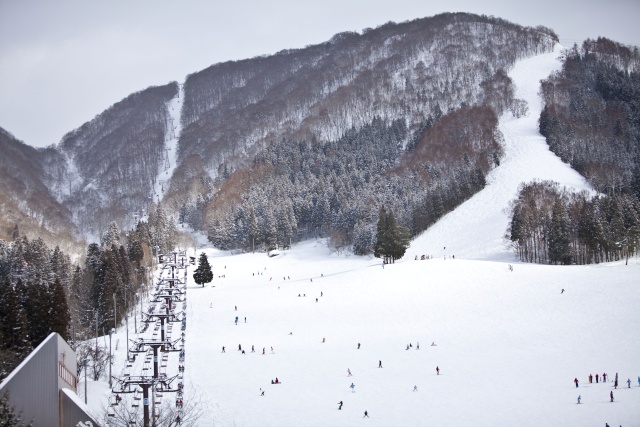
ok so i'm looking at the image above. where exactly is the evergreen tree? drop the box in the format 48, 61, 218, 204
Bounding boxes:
374, 206, 387, 259
193, 253, 213, 287
103, 221, 121, 248
374, 206, 409, 263
548, 198, 572, 264
0, 392, 33, 426
49, 278, 70, 341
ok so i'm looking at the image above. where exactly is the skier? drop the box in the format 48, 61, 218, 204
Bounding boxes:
357, 343, 361, 349
413, 385, 418, 392
638, 376, 640, 386
347, 369, 352, 377
603, 373, 607, 382
260, 388, 264, 396
574, 377, 579, 388
238, 344, 242, 351
436, 366, 440, 375
222, 346, 225, 353
416, 342, 420, 350
379, 360, 382, 368
235, 316, 238, 325
338, 401, 343, 410
350, 383, 355, 393
610, 390, 614, 402
627, 378, 631, 388
596, 373, 599, 383
577, 395, 581, 404
363, 410, 369, 418
589, 374, 593, 383
252, 345, 255, 352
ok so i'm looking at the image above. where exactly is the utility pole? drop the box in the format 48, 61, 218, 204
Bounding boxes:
109, 328, 113, 388
84, 359, 87, 404
113, 293, 117, 332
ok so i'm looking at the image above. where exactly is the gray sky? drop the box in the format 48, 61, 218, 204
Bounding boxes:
1, 0, 638, 148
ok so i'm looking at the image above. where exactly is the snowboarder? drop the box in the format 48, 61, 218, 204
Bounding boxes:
436, 366, 440, 375
260, 388, 264, 396
610, 390, 614, 402
338, 401, 343, 410
577, 395, 581, 404
378, 360, 382, 368
561, 288, 565, 294
574, 378, 579, 388
357, 343, 361, 349
238, 344, 242, 351
363, 410, 369, 418
350, 383, 355, 393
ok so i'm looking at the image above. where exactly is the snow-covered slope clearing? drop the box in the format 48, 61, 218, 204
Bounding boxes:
406, 44, 593, 262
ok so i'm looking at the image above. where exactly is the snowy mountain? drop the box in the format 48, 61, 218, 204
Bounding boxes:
0, 13, 559, 246
85, 48, 640, 427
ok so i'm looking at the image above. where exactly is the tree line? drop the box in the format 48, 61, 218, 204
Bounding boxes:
179, 105, 503, 255
506, 181, 640, 264
539, 38, 640, 198
0, 205, 179, 381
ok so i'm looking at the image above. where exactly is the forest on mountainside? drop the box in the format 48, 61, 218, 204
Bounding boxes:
50, 83, 178, 239
173, 13, 556, 254
0, 205, 183, 382
507, 38, 640, 265
181, 104, 503, 253
539, 37, 640, 197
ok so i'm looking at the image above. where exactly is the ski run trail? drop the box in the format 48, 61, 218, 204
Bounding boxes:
153, 83, 183, 204
83, 45, 640, 426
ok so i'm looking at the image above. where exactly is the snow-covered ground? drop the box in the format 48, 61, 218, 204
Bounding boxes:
81, 46, 640, 426
153, 84, 184, 203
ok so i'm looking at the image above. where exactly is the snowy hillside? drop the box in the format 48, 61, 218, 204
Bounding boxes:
82, 47, 640, 427
406, 44, 593, 262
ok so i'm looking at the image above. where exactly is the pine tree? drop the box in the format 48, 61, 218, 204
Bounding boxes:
193, 253, 213, 287
548, 198, 572, 264
0, 392, 33, 426
49, 279, 70, 340
103, 221, 121, 248
374, 206, 387, 259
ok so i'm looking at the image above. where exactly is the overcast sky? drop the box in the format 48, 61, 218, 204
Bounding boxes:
1, 0, 638, 148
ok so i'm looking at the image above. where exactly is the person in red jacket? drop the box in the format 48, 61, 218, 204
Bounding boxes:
574, 378, 579, 388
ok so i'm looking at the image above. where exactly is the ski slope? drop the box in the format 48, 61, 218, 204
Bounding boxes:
406, 44, 593, 262
82, 46, 640, 426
